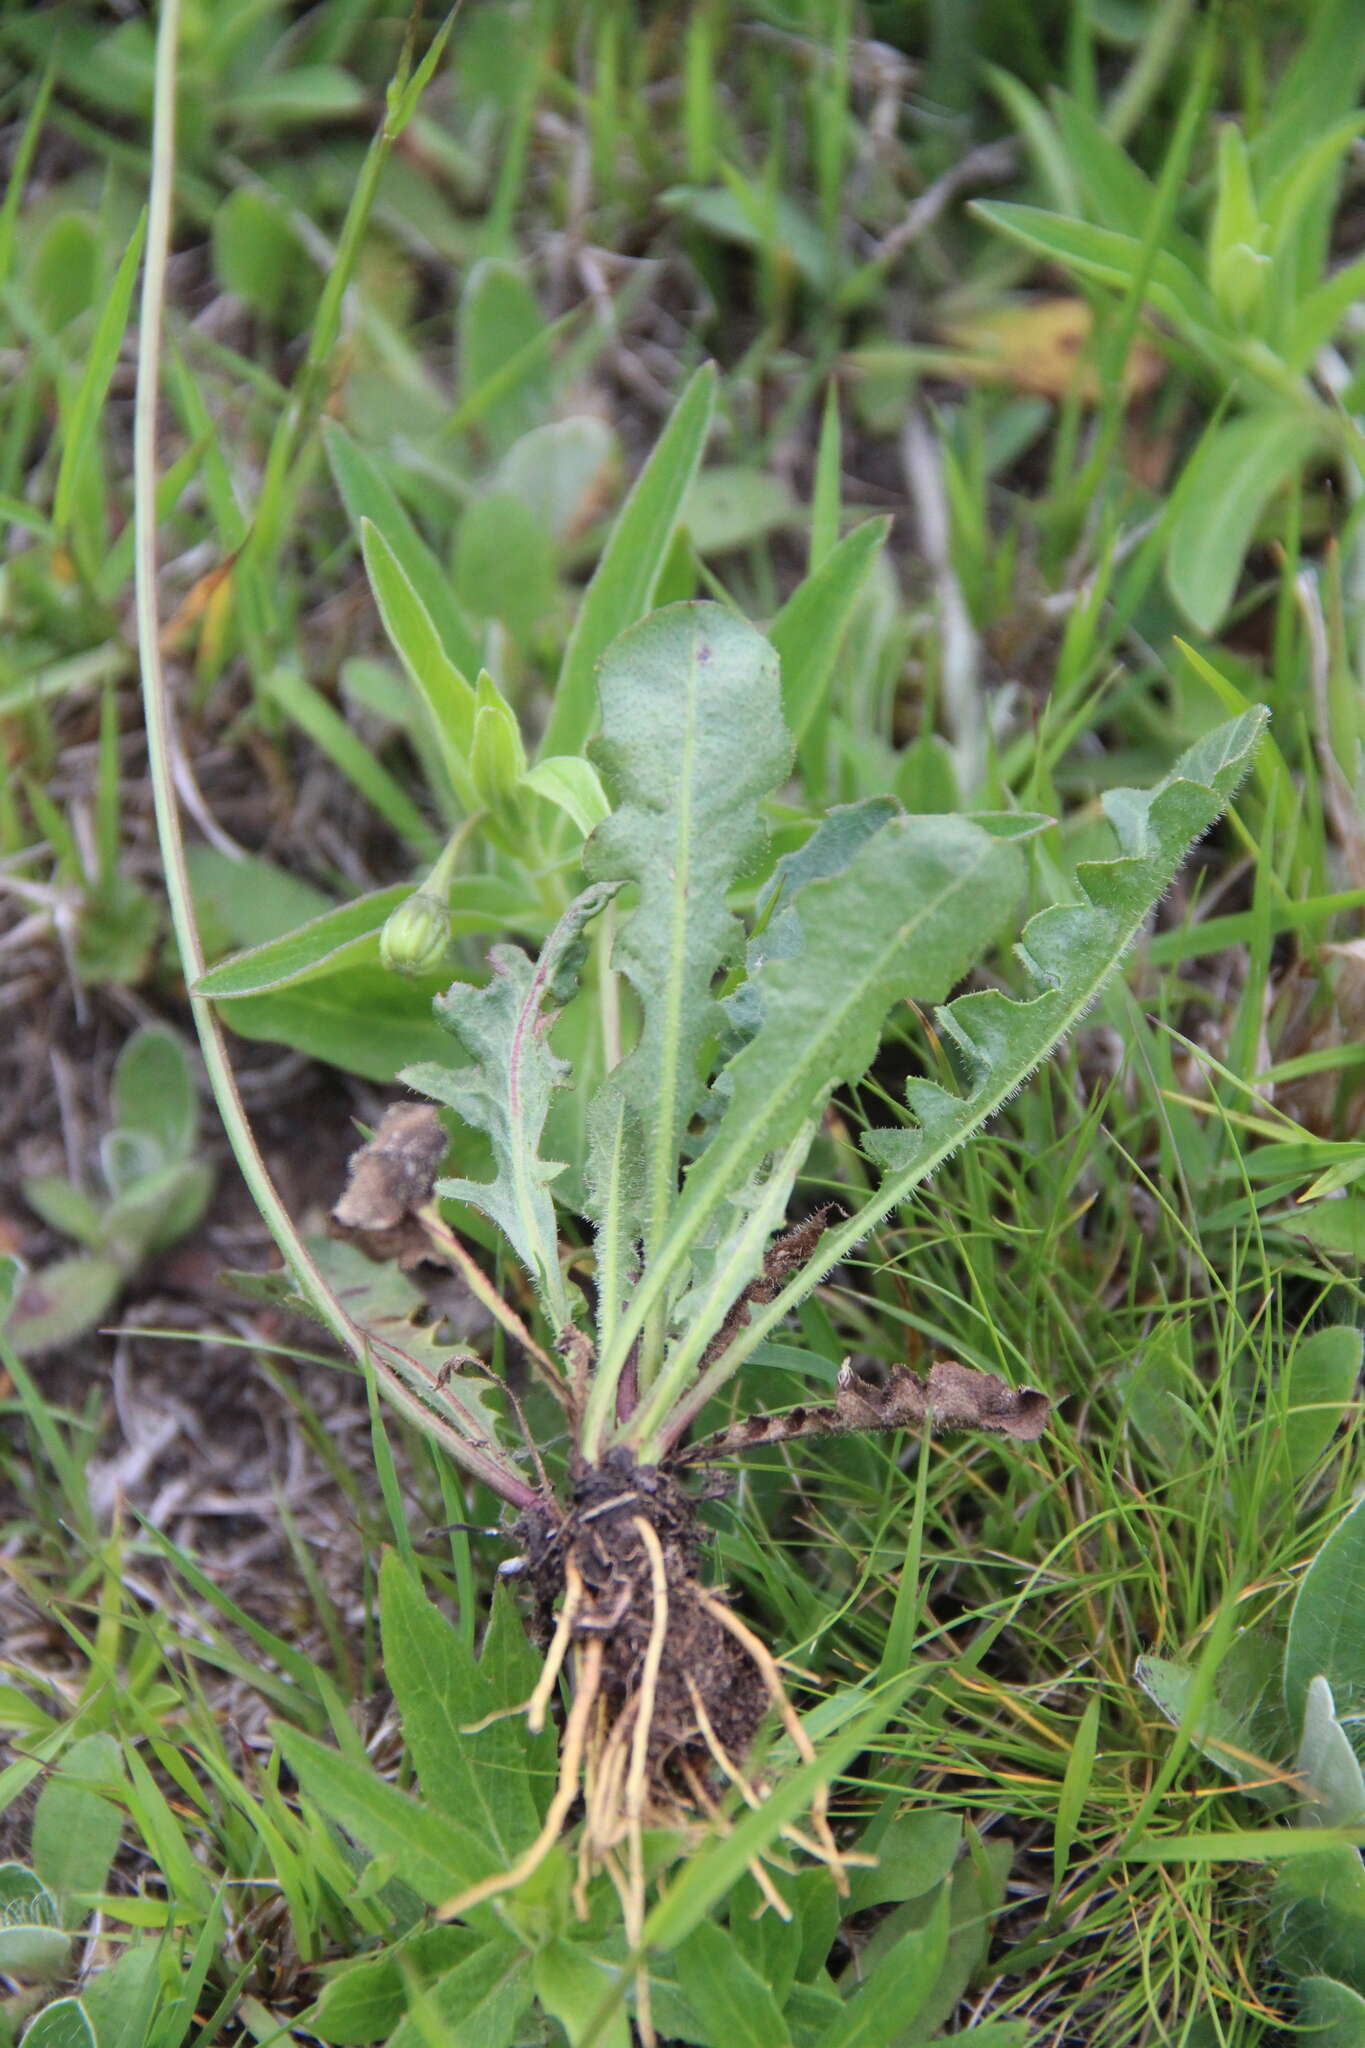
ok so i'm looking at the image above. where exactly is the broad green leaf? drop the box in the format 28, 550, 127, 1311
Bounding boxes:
784, 1982, 846, 2042
848, 1809, 961, 1913
272, 1726, 498, 1905
660, 183, 831, 291
105, 1162, 210, 1261
1287, 250, 1365, 371
1272, 1844, 1365, 1993
1299, 1976, 1365, 2048
728, 797, 901, 1040
0, 1864, 68, 1976
32, 211, 100, 330
972, 202, 1220, 349
585, 602, 791, 1287
883, 1836, 1012, 2038
212, 962, 457, 1082
457, 258, 549, 452
19, 1177, 105, 1250
683, 465, 797, 553
728, 1871, 803, 2009
195, 880, 529, 998
768, 517, 891, 761
379, 1556, 547, 1862
678, 711, 1266, 1407
673, 1922, 792, 2048
1299, 1678, 1365, 1828
1281, 1196, 1365, 1262
581, 1082, 643, 1367
452, 492, 556, 640
110, 1030, 195, 1163
404, 884, 616, 1321
1135, 1654, 1277, 1793
4, 1255, 123, 1358
532, 1940, 631, 2048
18, 1999, 95, 2048
497, 415, 619, 545
323, 422, 481, 681
228, 64, 367, 125
822, 1883, 950, 2048
262, 666, 440, 855
1283, 1325, 1362, 1480
188, 845, 334, 954
540, 363, 716, 760
623, 810, 1029, 1452
52, 211, 146, 533
31, 1733, 123, 1907
211, 186, 300, 324
78, 1942, 162, 2048
521, 756, 610, 837
1286, 1493, 1365, 1753
1165, 411, 1327, 634
361, 520, 479, 809
311, 1928, 483, 2045
385, 1941, 532, 2048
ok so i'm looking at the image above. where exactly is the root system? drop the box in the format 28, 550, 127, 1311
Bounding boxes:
439, 1451, 855, 2038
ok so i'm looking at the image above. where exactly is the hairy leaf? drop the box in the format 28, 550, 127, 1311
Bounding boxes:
272, 1725, 498, 1904
380, 1557, 550, 1862
585, 601, 792, 1288
635, 711, 1266, 1443
541, 364, 716, 760
616, 810, 1031, 1452
1286, 1492, 1365, 1754
404, 885, 616, 1325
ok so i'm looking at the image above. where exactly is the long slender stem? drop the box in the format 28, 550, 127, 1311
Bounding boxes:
134, 0, 534, 1515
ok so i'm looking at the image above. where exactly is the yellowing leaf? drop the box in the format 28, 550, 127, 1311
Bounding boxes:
935, 296, 1163, 401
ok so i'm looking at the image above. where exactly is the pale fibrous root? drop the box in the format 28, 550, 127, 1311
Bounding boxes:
436, 1457, 862, 2046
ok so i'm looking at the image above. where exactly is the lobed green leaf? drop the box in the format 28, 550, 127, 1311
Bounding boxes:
404, 884, 617, 1324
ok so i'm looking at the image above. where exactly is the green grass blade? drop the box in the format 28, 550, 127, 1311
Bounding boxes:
323, 421, 482, 680
53, 211, 148, 534
262, 665, 440, 854
770, 515, 891, 772
360, 517, 479, 812
0, 56, 56, 300
539, 363, 717, 760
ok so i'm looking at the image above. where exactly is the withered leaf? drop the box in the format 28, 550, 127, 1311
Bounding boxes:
678, 1358, 1049, 1465
330, 1102, 447, 1263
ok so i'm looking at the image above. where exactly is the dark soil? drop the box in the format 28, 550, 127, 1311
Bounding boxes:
519, 1450, 771, 1795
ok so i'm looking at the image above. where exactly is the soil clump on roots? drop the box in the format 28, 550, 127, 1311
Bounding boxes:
521, 1451, 771, 1790
440, 1452, 851, 2042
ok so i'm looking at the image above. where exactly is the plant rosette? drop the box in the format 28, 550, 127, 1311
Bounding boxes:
322, 600, 1263, 2026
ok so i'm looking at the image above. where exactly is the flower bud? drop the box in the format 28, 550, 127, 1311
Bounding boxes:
380, 891, 450, 978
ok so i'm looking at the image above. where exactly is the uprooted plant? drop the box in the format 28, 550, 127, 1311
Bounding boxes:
326, 599, 1263, 2024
